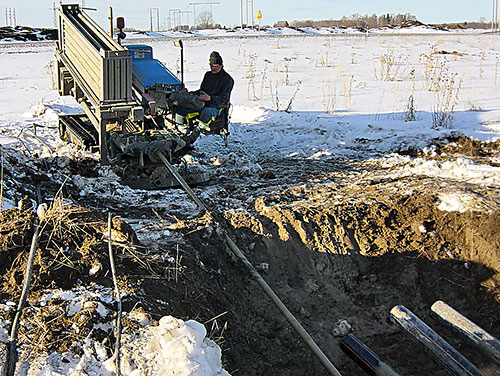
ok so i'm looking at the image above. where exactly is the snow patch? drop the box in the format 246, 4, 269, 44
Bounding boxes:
438, 193, 474, 213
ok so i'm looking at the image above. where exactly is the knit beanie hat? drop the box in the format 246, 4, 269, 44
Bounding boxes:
209, 51, 223, 65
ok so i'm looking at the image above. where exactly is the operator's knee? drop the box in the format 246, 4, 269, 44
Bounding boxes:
198, 109, 212, 124
199, 107, 220, 125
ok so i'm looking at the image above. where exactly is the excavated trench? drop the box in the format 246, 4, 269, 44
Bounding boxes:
211, 173, 500, 376
0, 137, 499, 375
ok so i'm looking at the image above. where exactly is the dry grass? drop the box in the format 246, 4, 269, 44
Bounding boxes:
377, 49, 410, 81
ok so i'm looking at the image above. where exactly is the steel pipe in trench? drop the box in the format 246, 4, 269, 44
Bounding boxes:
390, 305, 483, 376
155, 150, 343, 376
340, 333, 401, 376
431, 300, 500, 366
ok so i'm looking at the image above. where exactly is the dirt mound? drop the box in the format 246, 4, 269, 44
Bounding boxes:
215, 177, 500, 375
199, 136, 499, 375
0, 201, 140, 354
0, 202, 138, 296
428, 136, 500, 163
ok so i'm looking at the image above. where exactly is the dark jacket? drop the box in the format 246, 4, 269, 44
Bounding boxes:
196, 68, 234, 107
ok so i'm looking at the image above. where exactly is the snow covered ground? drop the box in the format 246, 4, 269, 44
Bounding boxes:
0, 29, 500, 375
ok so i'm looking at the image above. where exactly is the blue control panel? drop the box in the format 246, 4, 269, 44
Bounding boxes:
127, 44, 182, 90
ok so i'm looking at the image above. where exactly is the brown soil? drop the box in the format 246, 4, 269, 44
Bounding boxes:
0, 201, 141, 355
0, 136, 499, 376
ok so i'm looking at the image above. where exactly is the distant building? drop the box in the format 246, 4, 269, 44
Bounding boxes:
273, 21, 289, 28
174, 25, 190, 31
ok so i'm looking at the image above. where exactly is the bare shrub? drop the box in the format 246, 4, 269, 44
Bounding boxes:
343, 75, 354, 110
404, 94, 417, 122
322, 85, 336, 114
316, 51, 331, 67
245, 54, 258, 101
496, 56, 499, 86
285, 81, 302, 112
259, 60, 269, 98
431, 72, 462, 129
269, 81, 280, 111
420, 47, 451, 92
270, 80, 302, 112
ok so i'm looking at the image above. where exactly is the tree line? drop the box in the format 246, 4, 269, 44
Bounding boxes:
285, 13, 491, 29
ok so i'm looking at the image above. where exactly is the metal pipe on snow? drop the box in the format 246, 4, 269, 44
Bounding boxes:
7, 218, 42, 376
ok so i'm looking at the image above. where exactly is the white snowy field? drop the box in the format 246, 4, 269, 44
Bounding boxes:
0, 30, 500, 375
2, 31, 500, 163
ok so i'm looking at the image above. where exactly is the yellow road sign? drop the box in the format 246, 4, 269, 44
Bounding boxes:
257, 10, 262, 20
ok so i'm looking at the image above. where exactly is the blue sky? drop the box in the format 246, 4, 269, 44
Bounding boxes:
3, 1, 494, 29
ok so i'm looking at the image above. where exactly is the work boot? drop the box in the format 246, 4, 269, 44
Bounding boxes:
182, 127, 201, 146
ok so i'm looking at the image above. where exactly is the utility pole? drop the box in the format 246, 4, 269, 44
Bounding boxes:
494, 0, 496, 32
497, 0, 499, 32
189, 3, 198, 27
240, 0, 243, 27
6, 8, 14, 27
248, 0, 251, 27
494, 0, 499, 32
240, 0, 253, 27
250, 0, 254, 27
108, 6, 113, 37
149, 8, 153, 31
245, 0, 249, 25
148, 8, 159, 31
53, 2, 57, 28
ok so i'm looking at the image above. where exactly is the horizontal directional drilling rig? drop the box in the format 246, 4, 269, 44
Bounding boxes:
55, 4, 207, 189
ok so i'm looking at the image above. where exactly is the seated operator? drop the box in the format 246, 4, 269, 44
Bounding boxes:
182, 51, 234, 131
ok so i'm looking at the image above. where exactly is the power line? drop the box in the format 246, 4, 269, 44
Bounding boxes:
168, 9, 181, 30
188, 2, 219, 28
